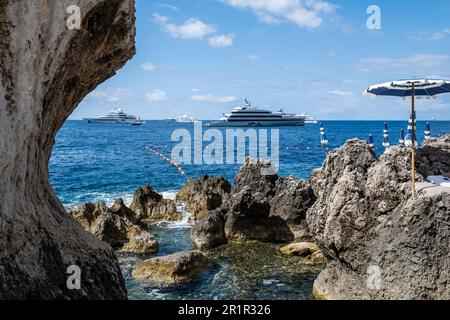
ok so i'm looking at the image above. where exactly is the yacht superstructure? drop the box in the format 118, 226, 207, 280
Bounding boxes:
83, 109, 141, 125
206, 100, 305, 127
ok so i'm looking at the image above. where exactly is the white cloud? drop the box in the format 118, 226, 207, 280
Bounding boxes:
328, 90, 352, 96
190, 95, 237, 103
141, 62, 156, 72
88, 88, 134, 102
158, 3, 179, 11
153, 13, 170, 24
146, 89, 168, 102
192, 88, 200, 92
247, 54, 260, 60
153, 13, 216, 40
412, 28, 450, 41
354, 54, 450, 76
222, 0, 339, 29
209, 34, 235, 47
140, 62, 174, 72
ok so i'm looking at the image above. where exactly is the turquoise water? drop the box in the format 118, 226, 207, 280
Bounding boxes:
49, 120, 449, 300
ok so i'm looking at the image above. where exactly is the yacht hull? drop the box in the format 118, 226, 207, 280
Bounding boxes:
206, 120, 305, 127
83, 119, 136, 124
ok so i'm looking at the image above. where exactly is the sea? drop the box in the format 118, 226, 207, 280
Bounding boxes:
49, 120, 449, 300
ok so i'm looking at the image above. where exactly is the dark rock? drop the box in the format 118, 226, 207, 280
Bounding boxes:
132, 251, 209, 285
308, 137, 450, 300
176, 175, 231, 220
271, 177, 316, 239
130, 185, 181, 223
110, 198, 138, 224
190, 158, 316, 249
191, 209, 228, 250
233, 158, 279, 197
417, 134, 450, 177
224, 188, 294, 243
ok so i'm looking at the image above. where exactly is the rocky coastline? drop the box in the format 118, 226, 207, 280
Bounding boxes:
72, 135, 449, 299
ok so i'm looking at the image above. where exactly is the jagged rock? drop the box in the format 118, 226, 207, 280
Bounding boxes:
110, 198, 138, 224
130, 185, 181, 223
308, 137, 450, 300
91, 209, 132, 248
70, 199, 158, 255
176, 175, 231, 220
0, 0, 135, 299
417, 134, 450, 177
191, 209, 228, 250
121, 228, 158, 255
271, 177, 316, 239
190, 158, 316, 249
132, 251, 209, 285
280, 242, 320, 256
233, 158, 279, 197
70, 202, 105, 231
224, 188, 294, 243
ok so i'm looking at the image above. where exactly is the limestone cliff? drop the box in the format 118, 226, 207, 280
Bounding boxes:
0, 0, 135, 299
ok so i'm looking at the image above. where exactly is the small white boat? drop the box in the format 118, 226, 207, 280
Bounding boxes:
168, 114, 199, 123
298, 111, 318, 124
84, 109, 141, 125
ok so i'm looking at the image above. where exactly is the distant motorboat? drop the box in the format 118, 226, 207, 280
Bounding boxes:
168, 114, 199, 123
83, 108, 141, 125
206, 99, 305, 127
130, 120, 145, 126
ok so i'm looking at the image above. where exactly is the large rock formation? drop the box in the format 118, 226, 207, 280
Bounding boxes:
70, 199, 158, 254
190, 208, 228, 250
224, 188, 294, 243
308, 138, 450, 300
176, 175, 231, 220
132, 250, 209, 285
191, 158, 316, 249
130, 185, 180, 223
0, 0, 135, 299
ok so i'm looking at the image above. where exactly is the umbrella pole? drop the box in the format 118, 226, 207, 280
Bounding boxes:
411, 83, 416, 195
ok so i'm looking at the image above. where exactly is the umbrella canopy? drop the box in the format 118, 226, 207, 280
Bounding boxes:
364, 79, 450, 99
363, 78, 450, 195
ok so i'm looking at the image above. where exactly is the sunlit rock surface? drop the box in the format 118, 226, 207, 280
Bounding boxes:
308, 138, 450, 300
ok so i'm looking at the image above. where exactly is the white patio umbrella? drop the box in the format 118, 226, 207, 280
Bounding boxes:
364, 78, 450, 194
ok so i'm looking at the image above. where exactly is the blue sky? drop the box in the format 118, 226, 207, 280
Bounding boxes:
70, 0, 450, 120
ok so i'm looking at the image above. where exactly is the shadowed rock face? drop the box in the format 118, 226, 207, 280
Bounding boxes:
191, 158, 316, 250
308, 138, 450, 300
0, 0, 135, 299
